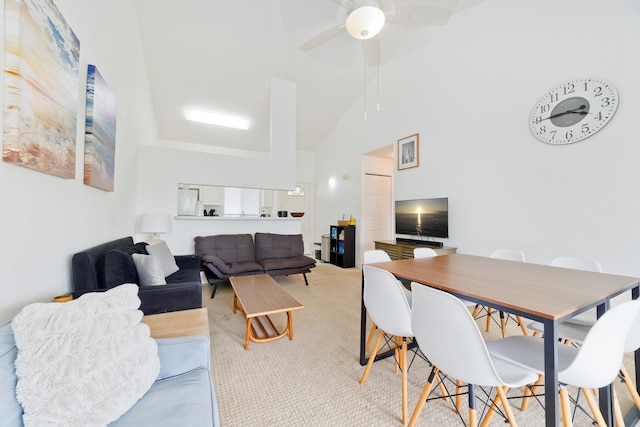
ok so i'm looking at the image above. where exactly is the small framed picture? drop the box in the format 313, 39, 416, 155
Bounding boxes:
397, 133, 419, 170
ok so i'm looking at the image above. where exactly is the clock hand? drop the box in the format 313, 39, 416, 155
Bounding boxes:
542, 105, 587, 121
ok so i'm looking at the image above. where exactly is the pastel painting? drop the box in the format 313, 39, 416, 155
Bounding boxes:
84, 64, 116, 192
3, 0, 80, 178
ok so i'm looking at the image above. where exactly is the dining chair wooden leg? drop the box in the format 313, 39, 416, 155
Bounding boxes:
516, 315, 529, 335
408, 366, 439, 427
436, 373, 451, 403
471, 304, 481, 318
621, 364, 640, 410
520, 374, 544, 411
485, 308, 492, 332
401, 339, 408, 425
365, 322, 377, 351
495, 386, 517, 425
478, 392, 500, 427
559, 387, 573, 427
360, 330, 384, 385
455, 379, 463, 410
394, 336, 401, 374
581, 387, 606, 426
479, 386, 517, 427
614, 389, 624, 427
499, 312, 507, 338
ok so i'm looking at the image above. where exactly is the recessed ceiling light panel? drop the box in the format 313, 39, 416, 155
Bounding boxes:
184, 108, 250, 130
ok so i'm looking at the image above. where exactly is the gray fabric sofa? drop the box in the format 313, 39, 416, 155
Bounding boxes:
0, 321, 219, 426
71, 237, 202, 315
195, 233, 316, 298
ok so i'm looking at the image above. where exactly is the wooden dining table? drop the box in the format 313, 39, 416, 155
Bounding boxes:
361, 253, 640, 427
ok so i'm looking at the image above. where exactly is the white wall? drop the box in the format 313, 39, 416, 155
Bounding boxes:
314, 0, 640, 276
134, 77, 310, 252
313, 111, 368, 248
0, 0, 158, 322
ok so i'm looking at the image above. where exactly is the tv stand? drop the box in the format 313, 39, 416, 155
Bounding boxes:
395, 238, 443, 247
374, 240, 457, 260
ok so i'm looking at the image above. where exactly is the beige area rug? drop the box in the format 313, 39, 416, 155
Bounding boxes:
203, 263, 639, 426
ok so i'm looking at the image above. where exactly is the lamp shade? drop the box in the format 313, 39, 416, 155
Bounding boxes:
140, 213, 172, 234
346, 6, 385, 40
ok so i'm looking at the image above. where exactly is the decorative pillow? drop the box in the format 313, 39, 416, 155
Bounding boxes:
100, 243, 149, 288
12, 284, 160, 426
132, 253, 167, 286
145, 241, 179, 277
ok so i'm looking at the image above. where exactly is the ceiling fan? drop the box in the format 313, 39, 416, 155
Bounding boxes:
299, 0, 457, 67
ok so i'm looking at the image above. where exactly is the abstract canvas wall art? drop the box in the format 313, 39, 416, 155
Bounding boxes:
84, 64, 116, 192
3, 0, 80, 178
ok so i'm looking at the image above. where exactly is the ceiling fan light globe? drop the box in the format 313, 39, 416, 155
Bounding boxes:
346, 6, 385, 40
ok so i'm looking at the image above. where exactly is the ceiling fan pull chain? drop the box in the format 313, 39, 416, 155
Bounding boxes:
363, 57, 368, 120
376, 41, 381, 112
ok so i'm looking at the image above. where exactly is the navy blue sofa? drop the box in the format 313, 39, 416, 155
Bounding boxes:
71, 237, 202, 315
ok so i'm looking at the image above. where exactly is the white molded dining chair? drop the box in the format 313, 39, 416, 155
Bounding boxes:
363, 250, 410, 352
488, 299, 640, 427
363, 249, 393, 264
490, 249, 526, 262
412, 247, 438, 258
527, 256, 603, 336
529, 296, 640, 416
550, 256, 603, 272
413, 248, 477, 312
473, 249, 528, 337
408, 283, 538, 427
549, 256, 603, 324
360, 265, 414, 425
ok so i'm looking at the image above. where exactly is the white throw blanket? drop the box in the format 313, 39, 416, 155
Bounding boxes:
12, 284, 160, 426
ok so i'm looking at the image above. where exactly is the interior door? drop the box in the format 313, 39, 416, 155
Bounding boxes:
362, 173, 392, 256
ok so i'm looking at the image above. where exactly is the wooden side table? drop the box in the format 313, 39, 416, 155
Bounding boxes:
141, 308, 210, 339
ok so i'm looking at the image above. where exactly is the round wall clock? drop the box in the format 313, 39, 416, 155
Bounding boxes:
529, 78, 618, 145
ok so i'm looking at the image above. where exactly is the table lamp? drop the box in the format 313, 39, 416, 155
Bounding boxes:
140, 213, 171, 243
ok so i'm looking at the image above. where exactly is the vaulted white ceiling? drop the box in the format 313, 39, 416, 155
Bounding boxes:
132, 0, 485, 152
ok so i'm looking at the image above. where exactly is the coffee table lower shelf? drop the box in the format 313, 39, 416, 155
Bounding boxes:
230, 274, 304, 350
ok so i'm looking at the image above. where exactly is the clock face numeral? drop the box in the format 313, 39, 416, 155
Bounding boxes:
562, 84, 575, 96
529, 78, 618, 145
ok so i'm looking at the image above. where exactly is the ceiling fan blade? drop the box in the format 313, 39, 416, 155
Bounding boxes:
362, 37, 379, 68
299, 24, 346, 52
392, 3, 454, 27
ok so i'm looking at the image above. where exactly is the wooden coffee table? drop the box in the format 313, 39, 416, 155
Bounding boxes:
229, 274, 304, 350
141, 308, 210, 339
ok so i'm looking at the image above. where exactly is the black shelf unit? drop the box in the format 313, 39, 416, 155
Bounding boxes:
329, 225, 355, 268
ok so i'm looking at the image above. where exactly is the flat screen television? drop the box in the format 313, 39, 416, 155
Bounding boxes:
395, 197, 448, 241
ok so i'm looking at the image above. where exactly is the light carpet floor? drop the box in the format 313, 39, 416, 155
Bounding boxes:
202, 262, 639, 426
